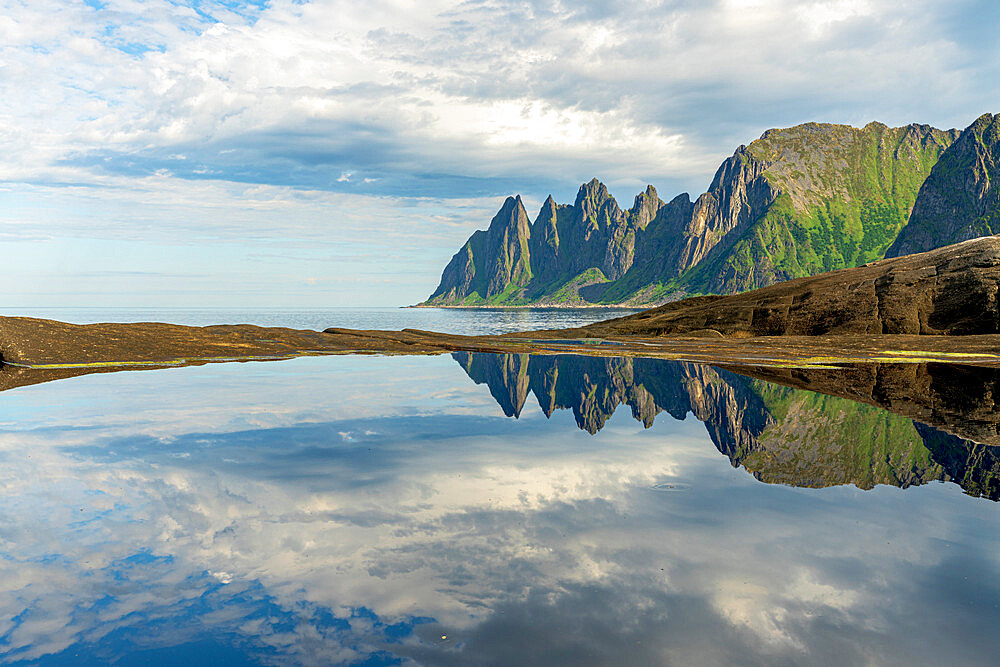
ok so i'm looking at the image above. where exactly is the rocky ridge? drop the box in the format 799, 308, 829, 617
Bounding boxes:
580, 235, 1000, 338
423, 118, 968, 307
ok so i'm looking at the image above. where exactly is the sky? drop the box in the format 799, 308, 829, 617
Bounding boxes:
1, 0, 998, 308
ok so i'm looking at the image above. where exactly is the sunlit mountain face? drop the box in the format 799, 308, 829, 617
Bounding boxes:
0, 354, 997, 664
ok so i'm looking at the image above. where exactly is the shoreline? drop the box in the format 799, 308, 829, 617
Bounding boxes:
4, 313, 1000, 372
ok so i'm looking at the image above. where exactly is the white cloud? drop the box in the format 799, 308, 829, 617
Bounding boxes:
5, 0, 990, 192
0, 0, 996, 304
0, 356, 993, 662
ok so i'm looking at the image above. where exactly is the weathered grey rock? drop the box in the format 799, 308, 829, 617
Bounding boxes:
528, 195, 562, 280
602, 185, 664, 281
425, 178, 668, 304
675, 147, 778, 273
483, 196, 533, 297
427, 195, 532, 302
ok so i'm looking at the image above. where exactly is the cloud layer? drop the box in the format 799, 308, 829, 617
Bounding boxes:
2, 0, 998, 305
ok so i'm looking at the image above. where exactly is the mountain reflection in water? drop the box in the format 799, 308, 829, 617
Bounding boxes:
453, 352, 1000, 500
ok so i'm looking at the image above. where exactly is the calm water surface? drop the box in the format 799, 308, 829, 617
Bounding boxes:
0, 313, 997, 665
1, 307, 640, 335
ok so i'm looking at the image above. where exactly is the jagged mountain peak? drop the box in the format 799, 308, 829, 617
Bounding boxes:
574, 178, 614, 207
633, 184, 658, 203
971, 112, 998, 128
628, 185, 664, 229
667, 191, 693, 206
498, 194, 524, 211
487, 195, 529, 232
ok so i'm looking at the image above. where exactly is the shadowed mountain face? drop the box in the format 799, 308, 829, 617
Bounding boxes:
453, 352, 1000, 500
887, 113, 1000, 258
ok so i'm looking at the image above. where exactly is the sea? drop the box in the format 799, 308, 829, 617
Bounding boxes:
0, 308, 997, 665
1, 306, 641, 335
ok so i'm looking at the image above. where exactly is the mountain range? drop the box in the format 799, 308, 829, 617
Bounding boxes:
421, 113, 999, 307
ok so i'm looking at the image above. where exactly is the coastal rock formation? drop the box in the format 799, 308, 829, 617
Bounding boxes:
428, 179, 667, 306
429, 195, 533, 302
423, 119, 963, 307
582, 235, 1000, 337
679, 121, 958, 295
887, 113, 1000, 257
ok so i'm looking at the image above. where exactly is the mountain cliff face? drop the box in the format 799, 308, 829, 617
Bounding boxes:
427, 196, 533, 303
422, 118, 974, 307
886, 113, 1000, 257
427, 180, 666, 306
679, 122, 959, 295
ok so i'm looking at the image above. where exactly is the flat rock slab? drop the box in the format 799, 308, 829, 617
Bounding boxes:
4, 315, 1000, 371
579, 236, 1000, 337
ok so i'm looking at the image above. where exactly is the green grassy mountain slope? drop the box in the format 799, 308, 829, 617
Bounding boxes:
675, 122, 958, 296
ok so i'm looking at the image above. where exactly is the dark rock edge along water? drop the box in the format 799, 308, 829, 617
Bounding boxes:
422, 113, 999, 308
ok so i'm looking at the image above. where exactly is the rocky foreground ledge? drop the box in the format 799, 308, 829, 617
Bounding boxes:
574, 234, 1000, 337
3, 237, 1000, 385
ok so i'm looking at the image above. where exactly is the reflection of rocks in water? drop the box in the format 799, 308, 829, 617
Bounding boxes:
453, 353, 1000, 501
724, 363, 1000, 446
914, 422, 1000, 501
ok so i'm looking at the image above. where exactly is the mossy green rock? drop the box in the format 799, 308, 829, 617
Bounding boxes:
680, 121, 958, 295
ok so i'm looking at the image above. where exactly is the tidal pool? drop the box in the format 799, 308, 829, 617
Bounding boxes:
0, 353, 997, 665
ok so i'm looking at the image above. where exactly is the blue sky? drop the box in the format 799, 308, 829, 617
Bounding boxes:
1, 0, 998, 307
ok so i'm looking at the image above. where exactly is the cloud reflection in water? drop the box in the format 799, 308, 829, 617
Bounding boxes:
0, 355, 997, 665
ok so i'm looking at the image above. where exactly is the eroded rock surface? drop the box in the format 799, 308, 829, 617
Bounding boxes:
584, 236, 1000, 337
888, 113, 1000, 257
